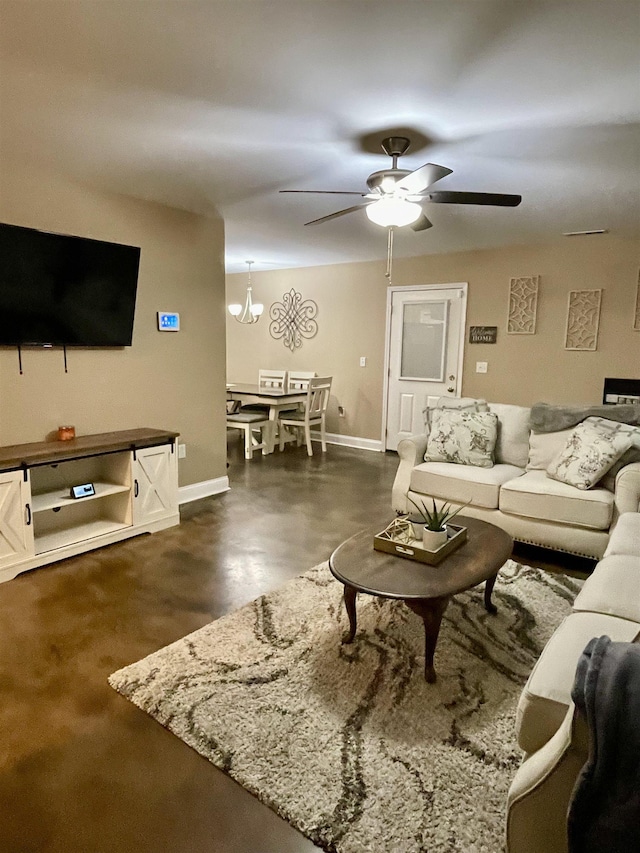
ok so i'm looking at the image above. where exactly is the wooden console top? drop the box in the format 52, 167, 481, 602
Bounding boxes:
0, 428, 180, 472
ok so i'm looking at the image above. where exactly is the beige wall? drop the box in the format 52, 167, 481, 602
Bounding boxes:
227, 234, 640, 442
0, 157, 228, 487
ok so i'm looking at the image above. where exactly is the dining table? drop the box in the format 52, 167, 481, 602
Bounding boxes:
226, 383, 308, 454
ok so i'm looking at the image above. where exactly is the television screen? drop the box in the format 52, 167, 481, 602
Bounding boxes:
0, 222, 140, 346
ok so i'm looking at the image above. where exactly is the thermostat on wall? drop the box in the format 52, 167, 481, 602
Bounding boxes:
157, 312, 180, 331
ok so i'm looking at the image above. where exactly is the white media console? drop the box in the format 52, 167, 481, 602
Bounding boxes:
0, 428, 180, 583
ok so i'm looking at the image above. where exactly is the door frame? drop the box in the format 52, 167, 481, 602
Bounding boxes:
381, 282, 468, 450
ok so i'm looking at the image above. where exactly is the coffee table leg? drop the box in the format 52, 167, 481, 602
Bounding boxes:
343, 583, 357, 643
484, 572, 498, 614
406, 597, 450, 683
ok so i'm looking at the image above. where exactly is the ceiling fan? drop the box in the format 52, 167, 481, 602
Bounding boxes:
280, 136, 522, 231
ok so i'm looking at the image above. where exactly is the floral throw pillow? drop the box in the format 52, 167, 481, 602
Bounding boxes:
424, 409, 498, 468
547, 417, 640, 490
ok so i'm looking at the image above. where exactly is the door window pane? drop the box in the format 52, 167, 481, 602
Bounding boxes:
400, 300, 448, 381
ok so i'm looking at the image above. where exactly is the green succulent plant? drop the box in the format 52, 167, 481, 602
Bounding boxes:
407, 496, 470, 532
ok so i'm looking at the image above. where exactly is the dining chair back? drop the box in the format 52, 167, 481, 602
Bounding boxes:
258, 369, 288, 391
278, 376, 332, 457
287, 371, 316, 391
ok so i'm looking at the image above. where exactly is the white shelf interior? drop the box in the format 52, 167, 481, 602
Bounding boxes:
32, 482, 130, 513
35, 519, 130, 555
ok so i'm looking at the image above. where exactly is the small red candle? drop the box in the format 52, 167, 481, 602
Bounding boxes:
57, 425, 76, 441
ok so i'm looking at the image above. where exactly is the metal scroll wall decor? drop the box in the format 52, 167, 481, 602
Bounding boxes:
269, 288, 318, 351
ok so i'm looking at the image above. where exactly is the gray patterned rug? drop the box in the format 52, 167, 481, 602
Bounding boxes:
109, 560, 581, 853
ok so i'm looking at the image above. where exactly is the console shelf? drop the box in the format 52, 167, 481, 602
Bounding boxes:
32, 482, 131, 513
0, 428, 180, 582
35, 519, 131, 555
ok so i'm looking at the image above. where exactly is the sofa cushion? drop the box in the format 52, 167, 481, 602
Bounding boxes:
526, 429, 574, 471
546, 417, 639, 490
487, 402, 531, 468
604, 512, 640, 557
409, 461, 524, 509
425, 409, 498, 468
499, 470, 614, 530
572, 555, 640, 622
516, 611, 640, 754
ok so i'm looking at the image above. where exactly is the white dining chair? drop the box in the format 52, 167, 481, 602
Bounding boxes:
258, 369, 288, 391
286, 371, 316, 391
226, 411, 270, 459
278, 376, 332, 456
241, 369, 289, 414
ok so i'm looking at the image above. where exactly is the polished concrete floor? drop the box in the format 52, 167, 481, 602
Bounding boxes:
0, 438, 591, 852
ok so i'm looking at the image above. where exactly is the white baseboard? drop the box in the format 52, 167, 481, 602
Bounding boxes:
310, 430, 383, 452
179, 476, 229, 505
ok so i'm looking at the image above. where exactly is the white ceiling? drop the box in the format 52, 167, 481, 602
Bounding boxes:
1, 0, 639, 273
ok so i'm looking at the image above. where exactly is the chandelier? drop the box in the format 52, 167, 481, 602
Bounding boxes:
228, 260, 264, 324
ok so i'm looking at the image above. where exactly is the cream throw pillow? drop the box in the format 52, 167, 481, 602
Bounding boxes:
425, 409, 498, 468
547, 417, 640, 490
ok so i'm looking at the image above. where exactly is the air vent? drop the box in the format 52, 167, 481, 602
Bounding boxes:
562, 229, 609, 236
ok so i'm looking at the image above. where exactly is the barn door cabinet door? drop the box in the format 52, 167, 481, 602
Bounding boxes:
0, 470, 35, 569
132, 444, 179, 525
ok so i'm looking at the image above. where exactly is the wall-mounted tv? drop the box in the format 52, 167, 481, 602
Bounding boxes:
0, 222, 140, 347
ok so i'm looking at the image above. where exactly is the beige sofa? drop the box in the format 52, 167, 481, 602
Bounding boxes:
392, 399, 640, 559
506, 511, 640, 853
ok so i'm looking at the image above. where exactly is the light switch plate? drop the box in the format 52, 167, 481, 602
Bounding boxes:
476, 361, 488, 374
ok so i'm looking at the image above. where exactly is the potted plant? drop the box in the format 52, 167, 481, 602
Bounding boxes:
407, 496, 470, 550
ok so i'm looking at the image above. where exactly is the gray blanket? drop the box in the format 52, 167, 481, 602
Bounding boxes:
567, 636, 640, 853
530, 402, 640, 433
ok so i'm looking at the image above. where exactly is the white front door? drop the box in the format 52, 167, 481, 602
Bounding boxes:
384, 284, 467, 451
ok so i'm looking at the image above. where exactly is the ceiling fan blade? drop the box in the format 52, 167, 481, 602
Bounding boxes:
280, 190, 367, 196
396, 163, 453, 194
427, 191, 522, 207
411, 213, 433, 232
304, 203, 370, 226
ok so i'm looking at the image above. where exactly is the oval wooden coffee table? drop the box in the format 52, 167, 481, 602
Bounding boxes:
329, 516, 513, 683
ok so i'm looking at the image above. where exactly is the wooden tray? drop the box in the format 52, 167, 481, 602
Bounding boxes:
373, 523, 467, 566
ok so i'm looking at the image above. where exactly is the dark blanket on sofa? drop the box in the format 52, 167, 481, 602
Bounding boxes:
567, 636, 640, 853
530, 402, 640, 433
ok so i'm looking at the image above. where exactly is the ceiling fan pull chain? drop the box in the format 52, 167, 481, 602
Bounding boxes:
385, 226, 394, 283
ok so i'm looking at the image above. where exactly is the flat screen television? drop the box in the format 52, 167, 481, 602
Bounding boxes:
0, 222, 140, 347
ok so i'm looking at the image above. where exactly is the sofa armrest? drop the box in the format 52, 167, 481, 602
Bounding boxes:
391, 434, 429, 514
506, 703, 588, 853
614, 461, 640, 515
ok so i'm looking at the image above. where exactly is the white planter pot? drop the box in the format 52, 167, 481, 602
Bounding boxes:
422, 528, 448, 551
408, 518, 425, 540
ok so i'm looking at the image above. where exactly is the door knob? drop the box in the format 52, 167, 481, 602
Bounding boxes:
447, 387, 455, 393
448, 374, 455, 381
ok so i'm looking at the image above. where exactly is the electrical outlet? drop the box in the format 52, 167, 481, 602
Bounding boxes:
359, 356, 367, 367
178, 443, 186, 458
476, 361, 488, 374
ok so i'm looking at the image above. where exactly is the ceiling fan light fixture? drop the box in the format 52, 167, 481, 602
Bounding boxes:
366, 197, 422, 227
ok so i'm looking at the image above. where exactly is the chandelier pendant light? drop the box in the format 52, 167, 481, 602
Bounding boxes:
228, 260, 264, 324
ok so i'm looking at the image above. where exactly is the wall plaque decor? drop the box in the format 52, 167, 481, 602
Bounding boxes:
634, 270, 640, 331
469, 326, 498, 344
507, 276, 539, 334
564, 289, 602, 351
269, 289, 318, 351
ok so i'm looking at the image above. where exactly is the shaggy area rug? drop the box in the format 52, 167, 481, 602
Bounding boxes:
109, 560, 582, 853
